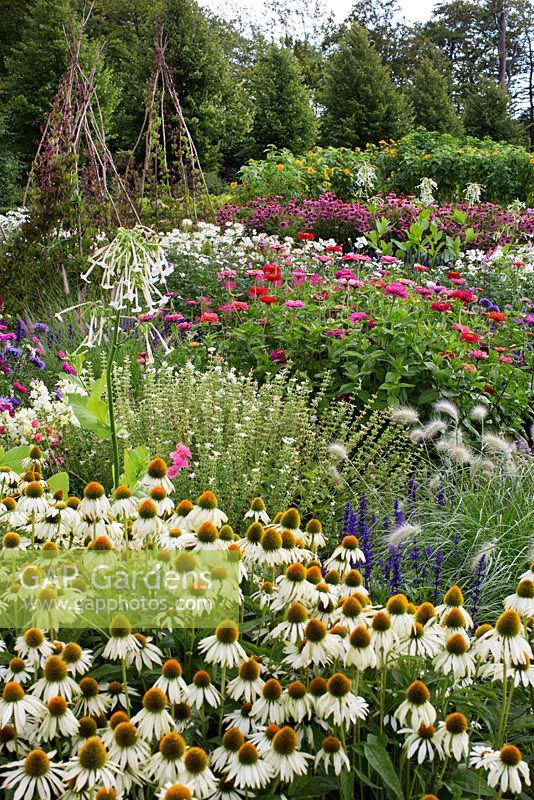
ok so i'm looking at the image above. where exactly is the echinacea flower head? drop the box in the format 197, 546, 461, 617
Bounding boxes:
0, 681, 46, 728
265, 726, 312, 783
504, 579, 534, 619
0, 747, 65, 800
486, 744, 531, 795
181, 747, 216, 797
226, 742, 273, 790
476, 609, 532, 665
315, 735, 350, 776
197, 621, 246, 668
435, 712, 469, 761
156, 784, 197, 800
102, 614, 141, 661
64, 736, 120, 792
395, 681, 436, 729
131, 687, 174, 740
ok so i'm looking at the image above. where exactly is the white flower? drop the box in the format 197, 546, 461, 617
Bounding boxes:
504, 579, 534, 619
435, 714, 470, 761
35, 697, 79, 741
399, 723, 442, 764
0, 748, 65, 800
154, 659, 188, 703
226, 743, 273, 790
186, 672, 221, 710
315, 736, 350, 775
0, 682, 46, 728
197, 622, 246, 669
131, 688, 174, 740
125, 634, 163, 672
64, 736, 121, 792
108, 720, 152, 771
264, 726, 312, 783
394, 681, 436, 730
316, 674, 368, 729
486, 745, 531, 795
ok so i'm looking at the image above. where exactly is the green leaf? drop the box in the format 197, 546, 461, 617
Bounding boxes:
0, 445, 30, 470
122, 446, 150, 489
67, 395, 111, 440
363, 740, 405, 800
286, 775, 338, 797
47, 472, 69, 496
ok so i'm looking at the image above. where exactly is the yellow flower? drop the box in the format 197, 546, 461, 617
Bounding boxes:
424, 154, 432, 160
230, 181, 238, 189
307, 166, 315, 174
323, 167, 330, 178
277, 164, 284, 171
343, 168, 351, 175
322, 181, 329, 187
294, 159, 303, 167
530, 157, 534, 164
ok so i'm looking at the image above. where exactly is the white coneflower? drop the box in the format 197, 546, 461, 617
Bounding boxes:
398, 620, 443, 659
316, 673, 368, 729
73, 677, 110, 717
61, 642, 93, 676
210, 728, 244, 773
149, 485, 175, 517
191, 520, 225, 551
197, 620, 246, 668
35, 696, 79, 741
186, 491, 227, 529
156, 783, 199, 800
225, 742, 273, 791
131, 687, 174, 740
2, 530, 28, 551
108, 720, 151, 771
285, 618, 339, 669
147, 732, 187, 786
315, 735, 350, 775
100, 709, 129, 748
486, 744, 531, 795
370, 611, 399, 662
273, 564, 313, 610
323, 535, 365, 572
238, 522, 265, 563
126, 633, 163, 672
227, 659, 264, 703
30, 655, 80, 702
154, 659, 188, 703
284, 681, 313, 721
470, 403, 489, 422
519, 562, 534, 582
441, 608, 470, 645
386, 594, 415, 638
181, 747, 216, 799
479, 656, 534, 688
504, 579, 534, 619
243, 497, 270, 525
435, 713, 470, 761
0, 656, 33, 685
389, 406, 420, 426
399, 723, 442, 764
265, 726, 312, 783
256, 527, 286, 566
186, 670, 221, 710
475, 609, 532, 665
0, 466, 20, 492
17, 481, 49, 516
434, 633, 476, 680
433, 399, 459, 422
131, 498, 163, 546
100, 679, 140, 712
64, 736, 120, 792
305, 518, 326, 550
251, 679, 286, 725
469, 743, 496, 770
158, 526, 195, 550
167, 499, 195, 531
338, 568, 369, 600
395, 681, 436, 729
223, 701, 256, 736
140, 457, 175, 494
110, 485, 138, 518
0, 747, 65, 800
345, 625, 377, 670
436, 586, 473, 628
78, 482, 111, 520
102, 615, 141, 661
334, 596, 367, 633
0, 681, 46, 728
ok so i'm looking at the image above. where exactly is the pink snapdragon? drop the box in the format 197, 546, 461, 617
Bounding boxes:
168, 443, 192, 479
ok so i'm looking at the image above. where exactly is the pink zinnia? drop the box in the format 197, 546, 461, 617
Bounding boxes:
199, 311, 219, 324
178, 322, 192, 331
285, 300, 304, 308
469, 350, 488, 360
349, 312, 369, 323
325, 329, 347, 338
384, 283, 408, 299
499, 356, 513, 363
13, 381, 28, 394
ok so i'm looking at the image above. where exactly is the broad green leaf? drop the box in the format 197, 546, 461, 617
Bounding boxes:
47, 472, 69, 496
0, 445, 30, 471
363, 740, 405, 800
67, 395, 111, 440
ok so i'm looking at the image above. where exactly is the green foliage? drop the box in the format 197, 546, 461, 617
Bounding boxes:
463, 77, 525, 144
406, 55, 463, 136
247, 44, 317, 159
320, 22, 413, 149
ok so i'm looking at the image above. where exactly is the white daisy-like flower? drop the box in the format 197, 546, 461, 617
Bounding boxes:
370, 611, 399, 663
226, 742, 274, 791
73, 677, 110, 717
435, 586, 473, 628
139, 457, 175, 494
284, 617, 340, 668
197, 621, 246, 669
284, 680, 314, 721
475, 609, 532, 665
386, 594, 415, 638
519, 562, 534, 582
345, 625, 378, 670
17, 482, 49, 516
251, 679, 287, 725
243, 497, 270, 525
100, 679, 140, 712
35, 696, 79, 741
399, 723, 442, 764
398, 620, 443, 659
504, 579, 534, 619
158, 526, 196, 550
102, 615, 142, 661
148, 485, 175, 517
0, 747, 65, 800
154, 659, 188, 703
469, 744, 496, 770
30, 655, 81, 702
110, 485, 139, 519
186, 671, 221, 710
206, 775, 244, 800
272, 564, 315, 610
131, 687, 175, 740
434, 633, 476, 680
316, 673, 368, 729
0, 682, 46, 728
64, 736, 121, 792
166, 499, 195, 531
78, 482, 111, 520
223, 702, 257, 736
323, 535, 365, 573
185, 491, 227, 529
394, 681, 436, 730
131, 499, 164, 545
435, 713, 470, 761
304, 518, 327, 550
333, 595, 368, 633
479, 656, 534, 688
15, 628, 54, 667
156, 781, 200, 800
125, 633, 163, 672
0, 467, 20, 491
227, 659, 265, 703
270, 601, 309, 644
61, 642, 93, 676
181, 747, 217, 799
264, 726, 312, 783
315, 735, 350, 775
0, 656, 34, 684
486, 744, 531, 795
210, 727, 245, 773
108, 720, 152, 771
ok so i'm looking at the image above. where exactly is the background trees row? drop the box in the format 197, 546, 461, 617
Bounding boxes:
0, 0, 533, 205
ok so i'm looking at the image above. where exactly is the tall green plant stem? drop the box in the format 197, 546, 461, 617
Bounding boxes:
107, 308, 121, 489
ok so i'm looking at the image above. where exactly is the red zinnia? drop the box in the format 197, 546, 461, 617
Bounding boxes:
460, 331, 481, 344
447, 271, 462, 279
450, 289, 474, 303
298, 232, 315, 241
260, 296, 278, 305
431, 302, 452, 313
199, 311, 219, 324
487, 311, 507, 323
249, 286, 269, 298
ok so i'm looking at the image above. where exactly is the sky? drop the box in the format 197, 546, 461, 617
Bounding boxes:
201, 0, 439, 27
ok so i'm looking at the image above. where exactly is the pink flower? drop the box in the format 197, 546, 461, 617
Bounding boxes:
61, 362, 77, 376
285, 300, 304, 308
469, 349, 488, 360
325, 329, 347, 338
164, 313, 184, 322
349, 312, 369, 323
342, 253, 370, 262
168, 443, 191, 479
177, 322, 192, 331
218, 301, 249, 312
186, 300, 200, 307
13, 381, 28, 394
199, 311, 219, 324
499, 355, 513, 363
384, 283, 408, 299
31, 420, 40, 429
381, 256, 398, 264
